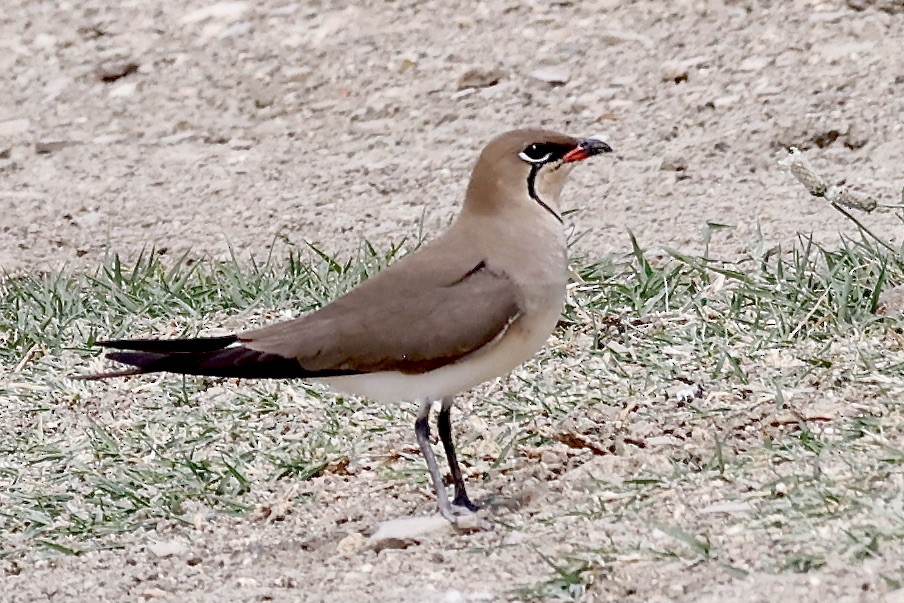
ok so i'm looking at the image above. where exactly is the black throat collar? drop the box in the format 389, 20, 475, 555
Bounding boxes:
526, 164, 563, 224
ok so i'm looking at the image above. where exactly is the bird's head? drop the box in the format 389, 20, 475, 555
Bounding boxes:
465, 128, 612, 222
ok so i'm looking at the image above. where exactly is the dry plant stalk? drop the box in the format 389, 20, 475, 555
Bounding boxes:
780, 147, 878, 213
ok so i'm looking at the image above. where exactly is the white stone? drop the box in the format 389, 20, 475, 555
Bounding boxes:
181, 2, 249, 24
530, 65, 570, 85
148, 540, 186, 558
0, 118, 30, 137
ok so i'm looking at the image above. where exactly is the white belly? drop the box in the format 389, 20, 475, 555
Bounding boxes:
318, 298, 563, 403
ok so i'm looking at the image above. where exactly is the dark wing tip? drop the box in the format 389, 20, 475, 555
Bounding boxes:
95, 335, 239, 354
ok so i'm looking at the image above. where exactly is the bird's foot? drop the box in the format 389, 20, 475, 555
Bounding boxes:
438, 498, 493, 532
451, 492, 480, 513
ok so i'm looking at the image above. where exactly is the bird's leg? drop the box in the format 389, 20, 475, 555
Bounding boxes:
415, 399, 456, 521
438, 397, 479, 512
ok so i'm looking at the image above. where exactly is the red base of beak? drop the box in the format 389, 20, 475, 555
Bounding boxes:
563, 138, 613, 163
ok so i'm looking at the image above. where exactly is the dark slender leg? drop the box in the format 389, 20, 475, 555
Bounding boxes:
415, 400, 455, 521
438, 397, 479, 512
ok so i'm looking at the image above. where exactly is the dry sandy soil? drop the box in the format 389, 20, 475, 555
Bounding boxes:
2, 0, 904, 601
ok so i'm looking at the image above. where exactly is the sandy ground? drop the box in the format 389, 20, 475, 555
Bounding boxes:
3, 0, 903, 275
2, 0, 904, 601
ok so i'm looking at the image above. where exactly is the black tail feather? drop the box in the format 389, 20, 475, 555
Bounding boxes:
80, 334, 359, 381
79, 341, 356, 381
96, 335, 238, 354
97, 347, 309, 379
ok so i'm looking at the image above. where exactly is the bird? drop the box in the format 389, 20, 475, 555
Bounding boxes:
80, 128, 613, 525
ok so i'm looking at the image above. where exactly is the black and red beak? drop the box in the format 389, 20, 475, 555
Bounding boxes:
563, 138, 613, 163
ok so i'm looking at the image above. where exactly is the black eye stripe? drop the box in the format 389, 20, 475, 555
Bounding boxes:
520, 142, 573, 163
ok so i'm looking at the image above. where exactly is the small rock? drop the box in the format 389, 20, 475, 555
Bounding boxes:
336, 532, 366, 555
609, 99, 634, 111
450, 88, 477, 100
530, 65, 570, 86
440, 589, 465, 603
181, 1, 249, 24
44, 76, 69, 102
396, 53, 418, 73
270, 3, 299, 16
32, 33, 57, 49
0, 118, 31, 137
646, 435, 682, 447
92, 133, 127, 144
755, 84, 782, 96
712, 95, 740, 108
610, 75, 637, 87
148, 540, 186, 558
282, 66, 312, 82
157, 131, 198, 145
476, 79, 513, 100
660, 60, 689, 83
139, 587, 170, 600
849, 15, 886, 40
109, 82, 137, 98
597, 28, 654, 48
660, 153, 688, 172
222, 21, 253, 38
228, 138, 254, 150
738, 56, 769, 71
6, 146, 27, 162
817, 41, 876, 62
72, 211, 103, 228
250, 82, 276, 108
368, 515, 454, 552
502, 531, 526, 546
671, 382, 704, 401
97, 60, 139, 83
35, 140, 73, 154
456, 66, 505, 90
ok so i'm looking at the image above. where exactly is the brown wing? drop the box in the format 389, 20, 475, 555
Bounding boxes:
240, 261, 521, 374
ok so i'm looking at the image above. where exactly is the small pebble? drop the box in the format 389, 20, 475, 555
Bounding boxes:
456, 66, 505, 90
181, 1, 249, 24
660, 60, 689, 82
530, 65, 570, 85
148, 540, 186, 558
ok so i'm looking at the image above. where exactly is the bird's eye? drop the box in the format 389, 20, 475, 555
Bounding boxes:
519, 143, 553, 164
